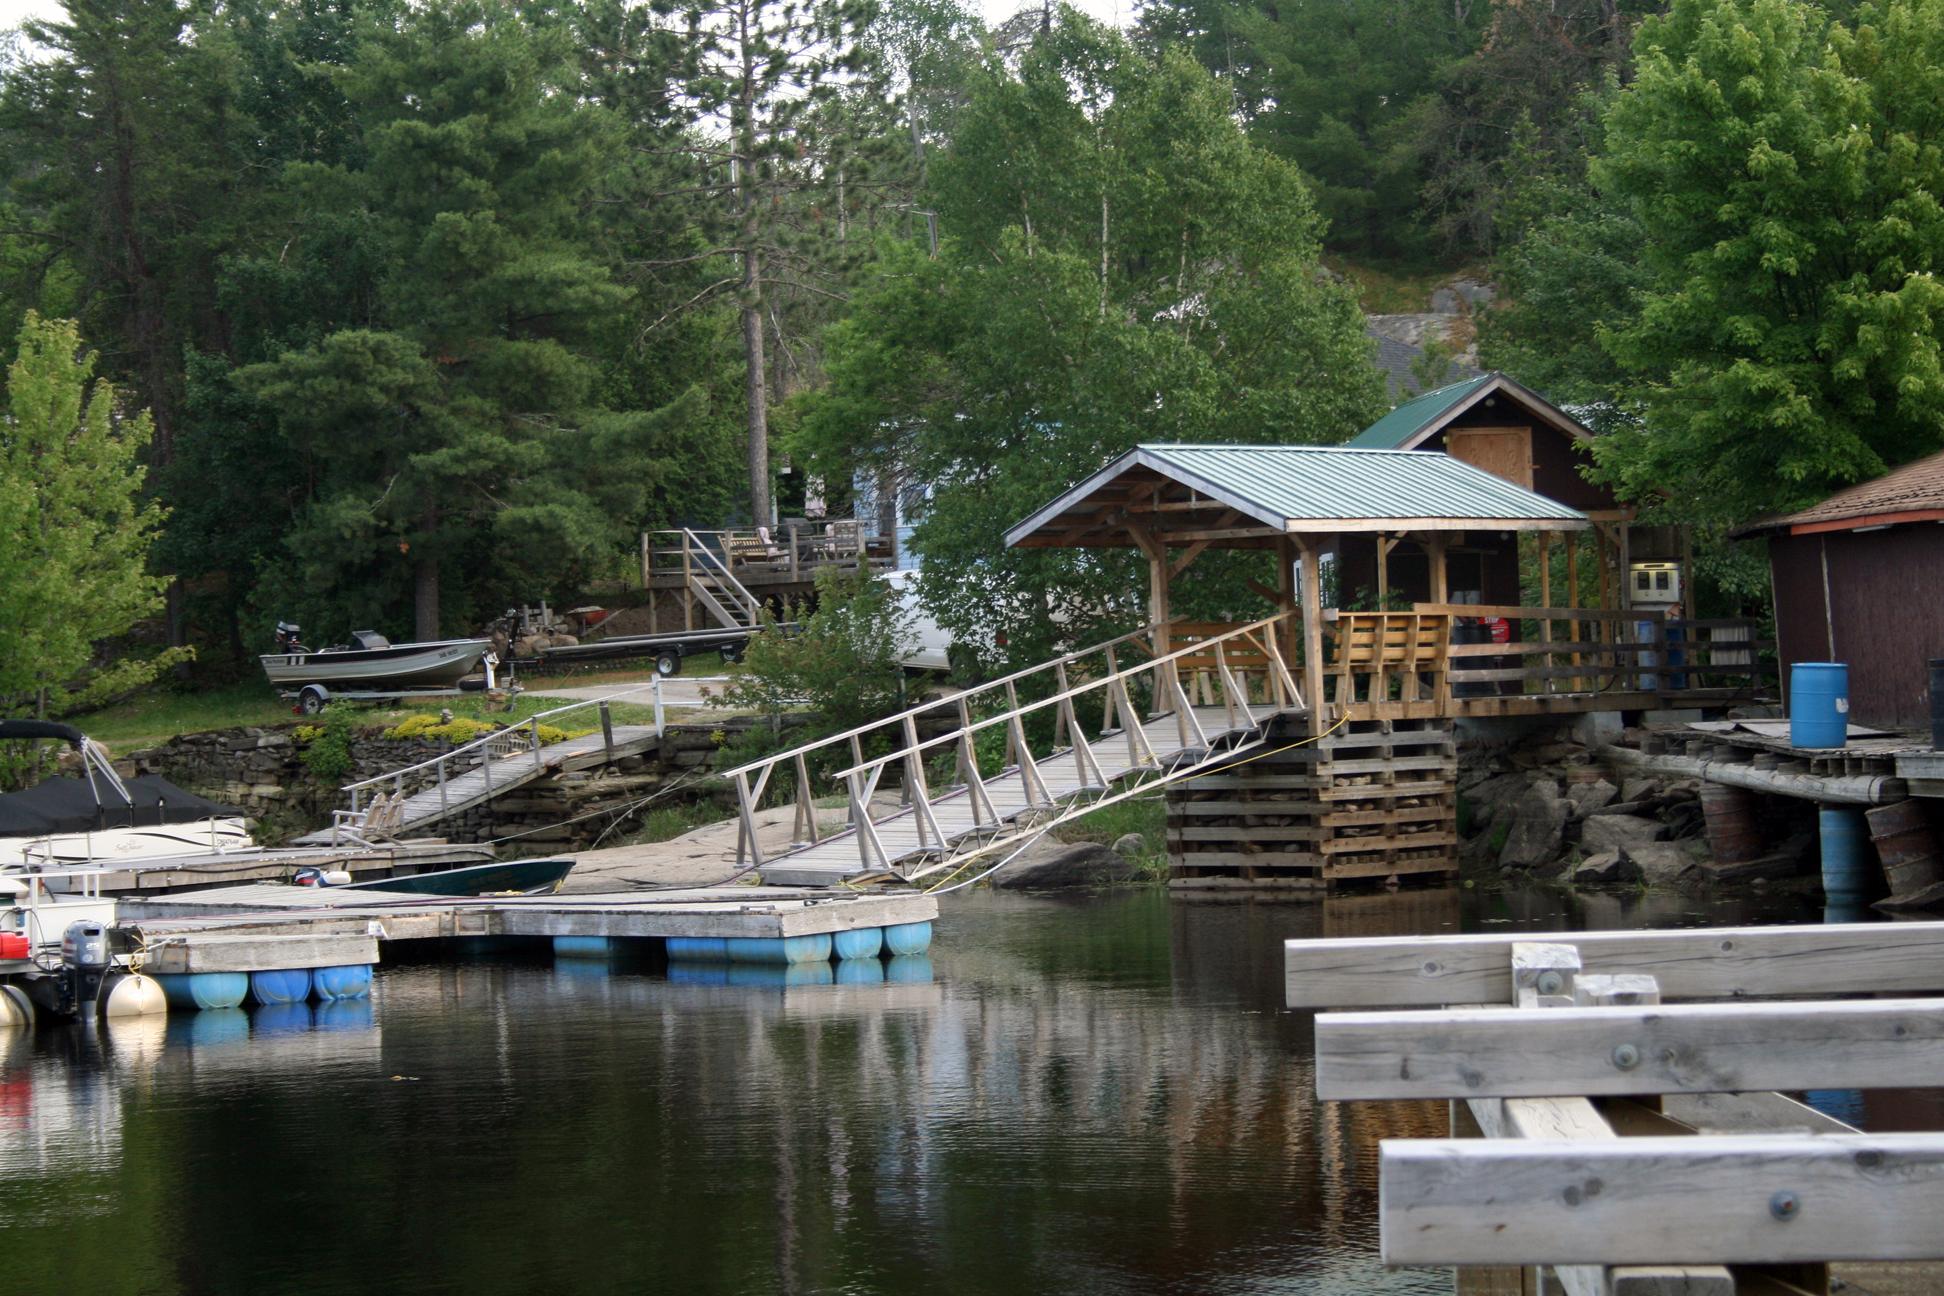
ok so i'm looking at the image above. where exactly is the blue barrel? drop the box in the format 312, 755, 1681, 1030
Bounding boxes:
831, 927, 884, 961
311, 965, 373, 1001
726, 934, 832, 965
250, 968, 314, 1006
1819, 807, 1872, 904
157, 972, 249, 1012
1790, 663, 1850, 748
883, 921, 933, 957
666, 936, 729, 962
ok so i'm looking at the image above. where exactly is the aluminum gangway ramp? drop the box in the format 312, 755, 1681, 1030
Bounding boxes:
296, 688, 664, 846
727, 615, 1308, 888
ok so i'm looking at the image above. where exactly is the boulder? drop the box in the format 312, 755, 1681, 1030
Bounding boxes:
1111, 833, 1146, 860
1620, 777, 1664, 805
993, 840, 1142, 890
1575, 851, 1642, 887
1566, 779, 1620, 816
1499, 782, 1570, 870
1628, 841, 1700, 888
1581, 813, 1665, 856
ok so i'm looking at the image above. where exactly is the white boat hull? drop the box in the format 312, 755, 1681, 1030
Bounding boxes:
1, 818, 255, 881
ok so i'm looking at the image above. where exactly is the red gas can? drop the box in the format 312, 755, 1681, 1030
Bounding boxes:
0, 933, 31, 960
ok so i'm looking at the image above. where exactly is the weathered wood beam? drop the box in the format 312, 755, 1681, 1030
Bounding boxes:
1284, 921, 1944, 1008
1381, 1135, 1944, 1267
1316, 998, 1944, 1100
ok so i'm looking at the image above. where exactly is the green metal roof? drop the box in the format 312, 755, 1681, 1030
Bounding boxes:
1005, 443, 1587, 547
1343, 373, 1497, 450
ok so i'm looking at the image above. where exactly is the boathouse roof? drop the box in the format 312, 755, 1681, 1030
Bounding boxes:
1005, 443, 1588, 549
1733, 447, 1944, 538
1344, 372, 1592, 451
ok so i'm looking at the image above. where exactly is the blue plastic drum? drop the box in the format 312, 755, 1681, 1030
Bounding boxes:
250, 968, 314, 1006
1790, 662, 1850, 748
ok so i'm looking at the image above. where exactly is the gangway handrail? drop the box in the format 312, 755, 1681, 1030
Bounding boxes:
716, 622, 1165, 784
337, 680, 672, 824
729, 612, 1304, 880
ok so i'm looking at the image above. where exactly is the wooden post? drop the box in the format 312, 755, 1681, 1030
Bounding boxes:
682, 535, 695, 632
1376, 531, 1391, 606
1538, 531, 1553, 691
639, 532, 650, 589
1296, 534, 1327, 737
1428, 534, 1451, 604
1617, 517, 1633, 613
1277, 535, 1300, 684
788, 523, 801, 580
1566, 534, 1580, 685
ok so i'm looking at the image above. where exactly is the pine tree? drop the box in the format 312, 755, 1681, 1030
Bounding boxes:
0, 314, 187, 718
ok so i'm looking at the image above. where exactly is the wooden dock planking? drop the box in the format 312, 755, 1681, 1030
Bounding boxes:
757, 705, 1262, 887
1315, 998, 1944, 1101
118, 883, 937, 949
62, 840, 494, 895
1284, 921, 1944, 1008
1381, 1135, 1944, 1267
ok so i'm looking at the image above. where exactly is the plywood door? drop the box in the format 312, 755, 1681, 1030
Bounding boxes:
1446, 426, 1534, 489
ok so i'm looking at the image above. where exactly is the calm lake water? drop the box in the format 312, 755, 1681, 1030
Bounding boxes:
2, 883, 1917, 1295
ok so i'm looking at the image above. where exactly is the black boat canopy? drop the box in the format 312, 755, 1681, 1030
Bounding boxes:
0, 775, 241, 837
0, 720, 91, 748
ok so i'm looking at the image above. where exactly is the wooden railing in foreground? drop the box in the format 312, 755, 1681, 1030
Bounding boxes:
1286, 922, 1944, 1289
721, 614, 1305, 882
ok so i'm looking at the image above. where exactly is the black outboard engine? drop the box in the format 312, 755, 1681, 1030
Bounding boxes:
58, 920, 110, 1016
274, 621, 308, 653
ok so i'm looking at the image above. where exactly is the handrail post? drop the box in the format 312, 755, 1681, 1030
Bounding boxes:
653, 676, 666, 736
599, 701, 615, 762
438, 760, 448, 815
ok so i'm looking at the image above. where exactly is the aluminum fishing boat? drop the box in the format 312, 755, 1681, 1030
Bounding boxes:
259, 628, 492, 691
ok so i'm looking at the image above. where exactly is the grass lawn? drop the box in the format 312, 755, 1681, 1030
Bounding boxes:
69, 677, 666, 755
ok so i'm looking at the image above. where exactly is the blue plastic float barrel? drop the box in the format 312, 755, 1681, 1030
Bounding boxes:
883, 921, 933, 957
311, 964, 373, 1001
249, 968, 314, 1006
666, 936, 729, 962
1790, 663, 1850, 748
831, 927, 884, 961
1819, 807, 1872, 905
726, 934, 833, 964
157, 971, 249, 1012
553, 935, 612, 959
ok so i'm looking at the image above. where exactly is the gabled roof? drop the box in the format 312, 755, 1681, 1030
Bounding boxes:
1005, 443, 1587, 549
1734, 448, 1944, 538
1344, 371, 1591, 451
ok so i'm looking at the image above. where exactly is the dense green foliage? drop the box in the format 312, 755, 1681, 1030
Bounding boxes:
799, 21, 1384, 663
1484, 0, 1944, 529
4, 0, 1944, 711
0, 314, 189, 718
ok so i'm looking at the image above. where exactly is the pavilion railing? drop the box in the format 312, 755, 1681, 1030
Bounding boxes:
1409, 604, 1772, 701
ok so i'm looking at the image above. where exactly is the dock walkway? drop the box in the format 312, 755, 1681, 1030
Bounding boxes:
118, 882, 937, 974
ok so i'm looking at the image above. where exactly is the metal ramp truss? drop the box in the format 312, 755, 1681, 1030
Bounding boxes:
731, 614, 1306, 887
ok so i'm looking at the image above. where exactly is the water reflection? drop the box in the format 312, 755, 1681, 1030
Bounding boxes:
0, 883, 1868, 1296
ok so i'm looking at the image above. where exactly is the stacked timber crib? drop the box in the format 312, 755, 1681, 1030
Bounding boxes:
1165, 716, 1458, 892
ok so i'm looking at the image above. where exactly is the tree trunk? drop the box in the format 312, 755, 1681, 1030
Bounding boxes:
415, 558, 440, 642
743, 264, 770, 528
415, 504, 440, 640
876, 465, 898, 566
735, 3, 770, 528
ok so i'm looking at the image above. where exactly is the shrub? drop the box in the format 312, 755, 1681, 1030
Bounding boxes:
300, 704, 359, 781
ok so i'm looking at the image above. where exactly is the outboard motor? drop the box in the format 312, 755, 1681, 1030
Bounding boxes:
274, 621, 308, 653
58, 920, 111, 1017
